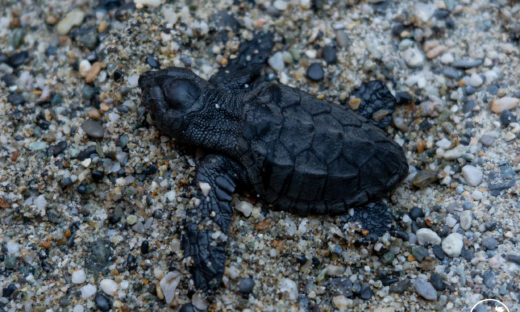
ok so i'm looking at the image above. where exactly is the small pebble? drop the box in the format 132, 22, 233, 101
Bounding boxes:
409, 207, 425, 219
490, 97, 519, 113
100, 279, 118, 295
414, 278, 437, 301
411, 246, 427, 262
469, 73, 483, 87
500, 110, 516, 127
7, 51, 29, 68
7, 93, 25, 106
452, 58, 483, 69
238, 278, 254, 295
160, 271, 182, 305
72, 269, 86, 284
459, 211, 472, 230
81, 284, 96, 298
135, 0, 162, 7
82, 120, 105, 139
481, 237, 499, 250
402, 47, 424, 68
146, 55, 160, 69
273, 0, 287, 10
86, 62, 102, 83
322, 45, 337, 64
268, 52, 284, 72
461, 165, 483, 186
307, 63, 324, 81
94, 293, 111, 312
57, 10, 85, 35
432, 245, 445, 260
430, 273, 446, 291
279, 278, 298, 300
442, 233, 463, 257
416, 228, 441, 245
235, 200, 253, 217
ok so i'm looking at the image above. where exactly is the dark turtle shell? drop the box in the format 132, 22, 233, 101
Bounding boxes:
236, 82, 408, 216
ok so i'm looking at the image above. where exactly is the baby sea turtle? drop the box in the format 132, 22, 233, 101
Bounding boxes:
138, 33, 408, 292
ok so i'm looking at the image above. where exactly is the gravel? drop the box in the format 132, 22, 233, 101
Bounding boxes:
1, 0, 519, 311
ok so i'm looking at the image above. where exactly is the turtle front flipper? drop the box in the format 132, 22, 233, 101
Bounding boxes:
209, 32, 274, 92
182, 154, 246, 292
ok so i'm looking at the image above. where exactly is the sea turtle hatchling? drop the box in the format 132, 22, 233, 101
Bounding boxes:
138, 33, 408, 293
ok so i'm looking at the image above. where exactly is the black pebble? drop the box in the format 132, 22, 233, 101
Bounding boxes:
306, 63, 324, 81
460, 248, 474, 261
99, 0, 124, 10
8, 51, 29, 68
359, 284, 372, 300
141, 240, 149, 254
432, 244, 445, 260
430, 273, 446, 291
462, 100, 475, 114
7, 93, 25, 106
113, 70, 123, 82
126, 254, 137, 270
144, 163, 158, 175
76, 145, 98, 160
48, 141, 67, 156
179, 303, 200, 312
395, 91, 414, 104
146, 55, 160, 69
238, 278, 255, 296
321, 45, 337, 64
391, 23, 405, 37
91, 170, 104, 182
77, 185, 86, 194
500, 110, 516, 127
409, 207, 424, 219
1, 74, 16, 86
2, 284, 17, 298
95, 293, 112, 311
60, 177, 73, 188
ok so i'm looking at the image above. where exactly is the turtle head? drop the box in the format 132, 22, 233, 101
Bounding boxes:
139, 67, 208, 139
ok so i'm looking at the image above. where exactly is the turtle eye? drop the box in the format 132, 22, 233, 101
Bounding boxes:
163, 79, 201, 109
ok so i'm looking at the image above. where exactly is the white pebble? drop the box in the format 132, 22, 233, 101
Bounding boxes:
462, 165, 483, 187
6, 241, 20, 255
491, 97, 519, 113
440, 52, 454, 64
127, 75, 140, 88
134, 0, 161, 7
471, 190, 483, 201
73, 305, 84, 312
459, 211, 472, 230
273, 0, 288, 10
268, 52, 285, 72
333, 295, 350, 310
442, 233, 463, 257
165, 190, 176, 202
100, 279, 118, 296
279, 278, 298, 300
402, 48, 424, 68
416, 228, 441, 245
469, 73, 483, 87
79, 60, 91, 77
192, 292, 208, 310
435, 138, 451, 149
160, 271, 182, 305
80, 284, 96, 298
34, 195, 47, 215
235, 200, 253, 217
445, 215, 457, 228
71, 269, 86, 284
326, 264, 345, 276
57, 9, 85, 35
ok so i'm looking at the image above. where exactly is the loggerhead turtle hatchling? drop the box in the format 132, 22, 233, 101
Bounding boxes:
138, 33, 408, 293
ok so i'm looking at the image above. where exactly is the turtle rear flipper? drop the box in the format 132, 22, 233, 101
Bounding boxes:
182, 154, 246, 292
209, 33, 274, 92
